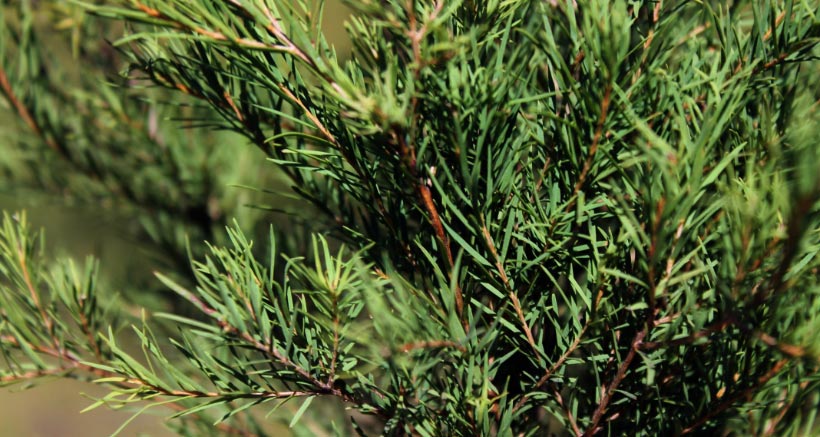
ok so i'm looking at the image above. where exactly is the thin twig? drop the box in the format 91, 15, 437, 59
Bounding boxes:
165, 276, 388, 412
395, 0, 463, 320
645, 197, 666, 328
0, 66, 65, 156
16, 245, 59, 353
572, 85, 611, 199
328, 298, 340, 385
399, 340, 466, 353
395, 132, 463, 318
642, 317, 732, 350
681, 359, 789, 434
629, 0, 662, 89
583, 329, 646, 436
481, 219, 541, 364
1, 336, 266, 436
1, 367, 74, 383
553, 384, 582, 437
515, 286, 603, 413
762, 10, 787, 42
133, 2, 294, 54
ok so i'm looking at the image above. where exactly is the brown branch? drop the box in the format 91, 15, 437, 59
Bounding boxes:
645, 197, 666, 327
276, 85, 338, 147
399, 340, 466, 353
0, 66, 66, 156
675, 23, 711, 47
761, 366, 817, 436
328, 299, 340, 385
418, 181, 455, 269
167, 280, 328, 387
223, 90, 244, 122
762, 391, 792, 437
250, 1, 329, 74
133, 2, 294, 54
77, 309, 103, 362
120, 381, 313, 401
1, 338, 281, 437
275, 78, 418, 270
572, 84, 611, 199
15, 243, 61, 353
754, 331, 806, 358
537, 317, 590, 385
652, 312, 681, 327
762, 10, 787, 42
535, 82, 613, 256
642, 317, 732, 351
583, 329, 646, 436
553, 385, 582, 437
135, 0, 350, 105
396, 1, 463, 318
141, 50, 419, 267
136, 0, 424, 273
645, 310, 807, 360
515, 287, 604, 413
681, 359, 789, 434
394, 131, 463, 318
757, 51, 791, 73
227, 0, 349, 98
1, 367, 75, 384
629, 0, 662, 89
481, 219, 540, 364
419, 180, 460, 310
756, 191, 817, 305
164, 275, 388, 412
532, 155, 552, 195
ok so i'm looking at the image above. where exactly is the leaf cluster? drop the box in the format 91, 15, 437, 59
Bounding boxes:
1, 0, 819, 435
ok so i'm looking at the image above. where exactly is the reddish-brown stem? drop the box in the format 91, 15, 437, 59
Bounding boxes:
754, 331, 806, 358
0, 66, 65, 156
537, 81, 612, 254
0, 367, 74, 383
396, 0, 462, 318
628, 0, 662, 90
133, 2, 294, 54
761, 366, 816, 436
645, 197, 666, 327
642, 317, 732, 350
276, 85, 337, 147
762, 10, 787, 42
4, 328, 300, 437
553, 385, 582, 437
15, 244, 61, 353
328, 299, 340, 385
399, 340, 466, 353
515, 287, 603, 413
583, 329, 646, 436
78, 309, 103, 362
481, 220, 540, 363
681, 359, 789, 434
276, 79, 416, 269
417, 181, 462, 314
572, 85, 611, 199
166, 276, 388, 410
394, 131, 463, 318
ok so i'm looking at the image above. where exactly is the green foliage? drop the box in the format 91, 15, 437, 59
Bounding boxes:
1, 0, 820, 435
0, 1, 271, 273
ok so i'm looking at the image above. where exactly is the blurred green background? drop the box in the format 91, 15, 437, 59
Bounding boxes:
0, 1, 351, 435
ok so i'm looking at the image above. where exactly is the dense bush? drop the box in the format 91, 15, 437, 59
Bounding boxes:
1, 1, 819, 435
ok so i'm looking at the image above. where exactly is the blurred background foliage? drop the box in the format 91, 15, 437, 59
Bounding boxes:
0, 0, 350, 434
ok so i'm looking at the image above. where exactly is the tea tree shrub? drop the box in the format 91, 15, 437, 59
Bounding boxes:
1, 1, 819, 435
